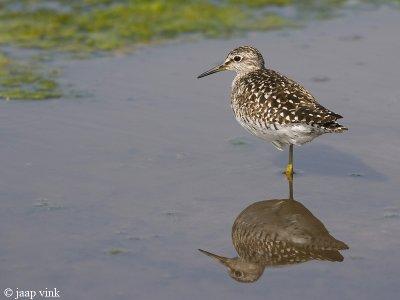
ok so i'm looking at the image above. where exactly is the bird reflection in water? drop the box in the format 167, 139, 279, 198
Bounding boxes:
199, 177, 349, 283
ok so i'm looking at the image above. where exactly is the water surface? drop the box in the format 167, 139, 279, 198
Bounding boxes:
1, 7, 400, 300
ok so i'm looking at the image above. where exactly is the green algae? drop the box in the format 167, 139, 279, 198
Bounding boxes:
228, 0, 293, 7
0, 1, 290, 53
0, 51, 61, 100
107, 248, 128, 255
229, 137, 249, 146
0, 0, 399, 100
1, 0, 399, 53
0, 0, 293, 100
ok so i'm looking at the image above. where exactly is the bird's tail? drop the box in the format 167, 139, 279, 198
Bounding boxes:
323, 121, 348, 133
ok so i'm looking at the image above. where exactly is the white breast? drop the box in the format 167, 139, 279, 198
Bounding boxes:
232, 107, 325, 149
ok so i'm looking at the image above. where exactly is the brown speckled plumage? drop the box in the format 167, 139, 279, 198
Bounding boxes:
198, 46, 347, 150
232, 68, 343, 127
232, 199, 348, 267
199, 198, 348, 283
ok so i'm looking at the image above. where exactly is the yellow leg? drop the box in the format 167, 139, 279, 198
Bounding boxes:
285, 144, 294, 181
285, 163, 293, 180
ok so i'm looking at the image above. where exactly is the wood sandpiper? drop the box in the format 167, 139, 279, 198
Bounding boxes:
197, 46, 347, 180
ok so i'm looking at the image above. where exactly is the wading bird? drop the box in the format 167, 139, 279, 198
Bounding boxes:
197, 46, 347, 179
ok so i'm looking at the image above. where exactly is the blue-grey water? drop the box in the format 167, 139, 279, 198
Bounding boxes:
1, 7, 400, 300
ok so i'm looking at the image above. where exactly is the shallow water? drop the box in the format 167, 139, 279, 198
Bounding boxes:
1, 7, 400, 300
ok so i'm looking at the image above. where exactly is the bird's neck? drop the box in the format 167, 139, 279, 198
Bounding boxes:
232, 67, 263, 89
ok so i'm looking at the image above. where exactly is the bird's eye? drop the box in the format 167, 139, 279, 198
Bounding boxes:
234, 271, 242, 277
234, 56, 242, 62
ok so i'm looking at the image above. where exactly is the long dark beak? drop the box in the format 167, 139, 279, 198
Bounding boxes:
197, 64, 226, 79
198, 249, 230, 266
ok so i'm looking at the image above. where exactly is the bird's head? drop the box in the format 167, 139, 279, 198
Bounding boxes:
197, 46, 265, 79
198, 249, 264, 283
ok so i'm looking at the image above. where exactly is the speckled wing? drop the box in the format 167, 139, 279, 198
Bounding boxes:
235, 69, 344, 128
275, 200, 349, 251
232, 199, 348, 265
